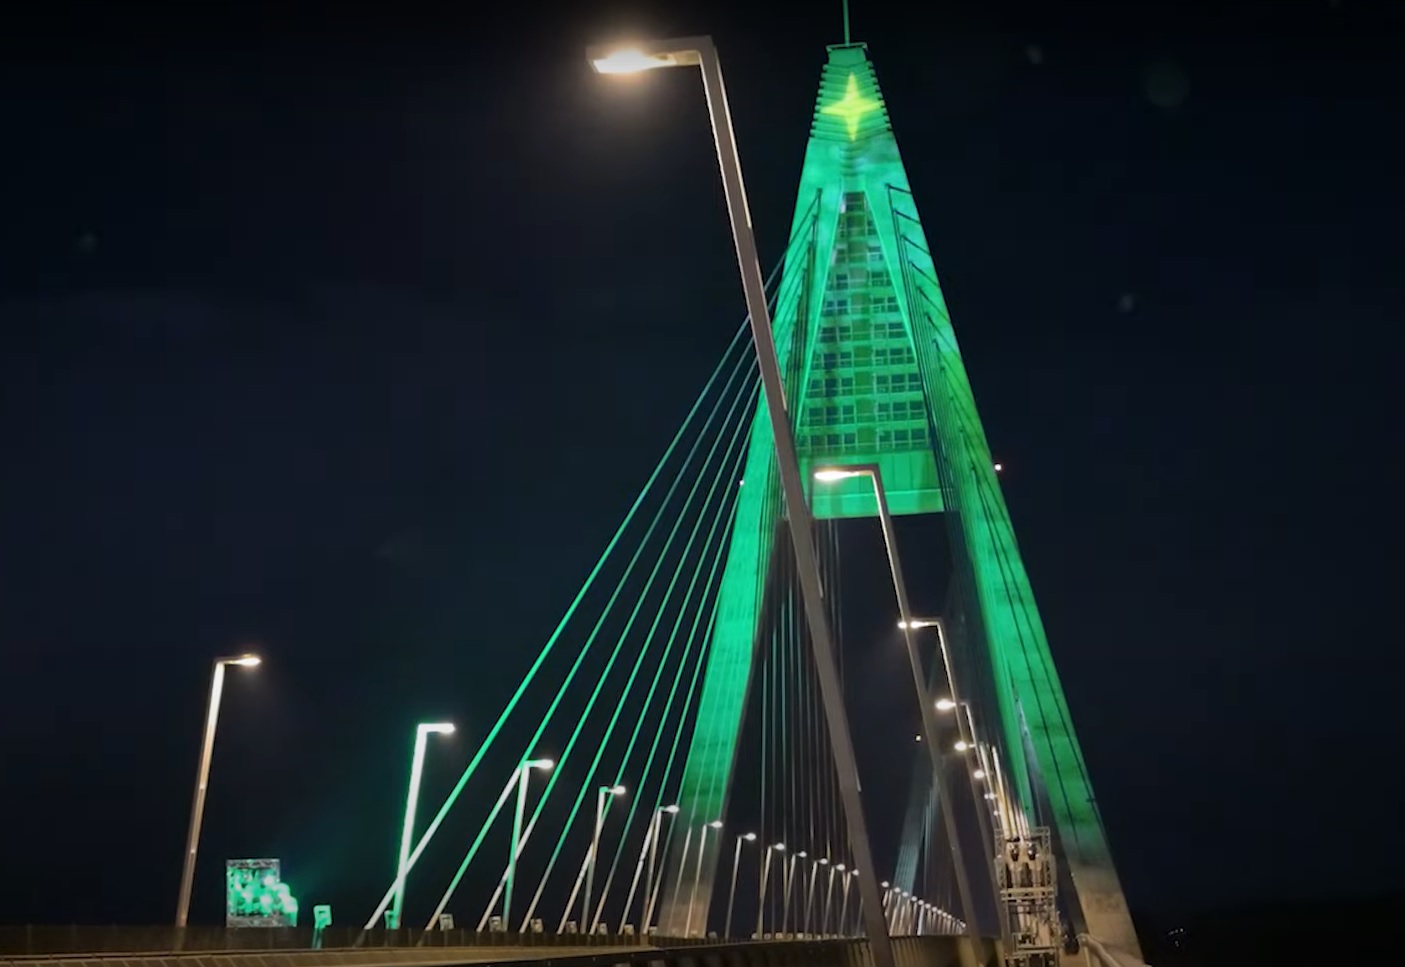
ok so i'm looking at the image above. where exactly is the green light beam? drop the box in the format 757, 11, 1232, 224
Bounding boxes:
612, 488, 742, 932
431, 351, 758, 930
361, 318, 754, 931
587, 381, 763, 930
516, 369, 762, 930
421, 771, 519, 929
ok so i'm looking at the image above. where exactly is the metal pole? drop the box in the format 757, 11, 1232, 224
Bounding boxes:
839, 875, 851, 937
175, 660, 227, 928
654, 825, 690, 936
684, 824, 710, 937
724, 836, 742, 938
756, 847, 773, 938
928, 625, 1010, 944
691, 39, 894, 967
781, 853, 796, 933
821, 867, 835, 936
504, 766, 529, 930
619, 812, 656, 934
390, 726, 432, 931
584, 787, 606, 932
863, 466, 981, 948
803, 863, 819, 935
643, 811, 668, 933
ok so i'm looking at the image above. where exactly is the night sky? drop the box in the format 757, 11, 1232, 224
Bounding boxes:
2, 0, 1401, 933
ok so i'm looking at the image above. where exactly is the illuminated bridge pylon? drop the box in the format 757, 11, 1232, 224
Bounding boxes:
651, 41, 1142, 960
356, 39, 1139, 967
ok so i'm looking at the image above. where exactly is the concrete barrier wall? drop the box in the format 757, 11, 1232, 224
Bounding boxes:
0, 934, 999, 967
0, 929, 692, 957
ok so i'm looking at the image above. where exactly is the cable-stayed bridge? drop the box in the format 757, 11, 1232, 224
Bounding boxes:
7, 39, 1146, 967
344, 38, 1141, 967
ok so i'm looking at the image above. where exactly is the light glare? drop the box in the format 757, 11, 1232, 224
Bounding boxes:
591, 49, 670, 74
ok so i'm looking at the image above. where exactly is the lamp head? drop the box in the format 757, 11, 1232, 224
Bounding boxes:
707, 819, 723, 829
609, 784, 627, 796
954, 740, 971, 753
742, 832, 757, 841
587, 40, 704, 75
225, 653, 262, 668
526, 758, 554, 771
421, 722, 456, 735
898, 618, 940, 631
835, 863, 846, 872
935, 697, 957, 712
973, 769, 986, 780
772, 842, 786, 852
663, 804, 681, 814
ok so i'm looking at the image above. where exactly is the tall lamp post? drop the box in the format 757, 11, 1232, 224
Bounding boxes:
584, 784, 627, 933
505, 757, 554, 929
910, 614, 1013, 943
814, 464, 982, 955
389, 722, 456, 930
684, 819, 723, 937
757, 842, 785, 938
175, 652, 261, 929
724, 832, 756, 938
588, 38, 893, 967
641, 804, 681, 933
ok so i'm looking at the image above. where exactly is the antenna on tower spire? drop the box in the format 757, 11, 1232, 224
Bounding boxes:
842, 0, 851, 44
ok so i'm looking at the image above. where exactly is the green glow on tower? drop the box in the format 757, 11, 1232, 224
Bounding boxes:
820, 73, 882, 140
657, 41, 1140, 957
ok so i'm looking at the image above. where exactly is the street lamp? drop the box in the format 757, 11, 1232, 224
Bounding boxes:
588, 37, 893, 967
175, 652, 261, 928
505, 758, 553, 929
813, 464, 981, 946
757, 842, 786, 938
724, 832, 757, 938
388, 722, 455, 930
584, 784, 627, 932
905, 614, 1013, 943
685, 819, 724, 937
623, 803, 680, 935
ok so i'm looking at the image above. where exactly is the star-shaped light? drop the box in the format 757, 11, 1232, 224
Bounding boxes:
821, 73, 881, 141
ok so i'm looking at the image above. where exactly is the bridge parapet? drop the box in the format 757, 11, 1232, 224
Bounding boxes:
0, 936, 999, 967
0, 928, 676, 958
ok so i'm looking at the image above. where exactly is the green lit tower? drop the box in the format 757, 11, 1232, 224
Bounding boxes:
654, 40, 1141, 957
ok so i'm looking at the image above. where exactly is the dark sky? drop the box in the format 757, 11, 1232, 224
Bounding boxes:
2, 0, 1401, 934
